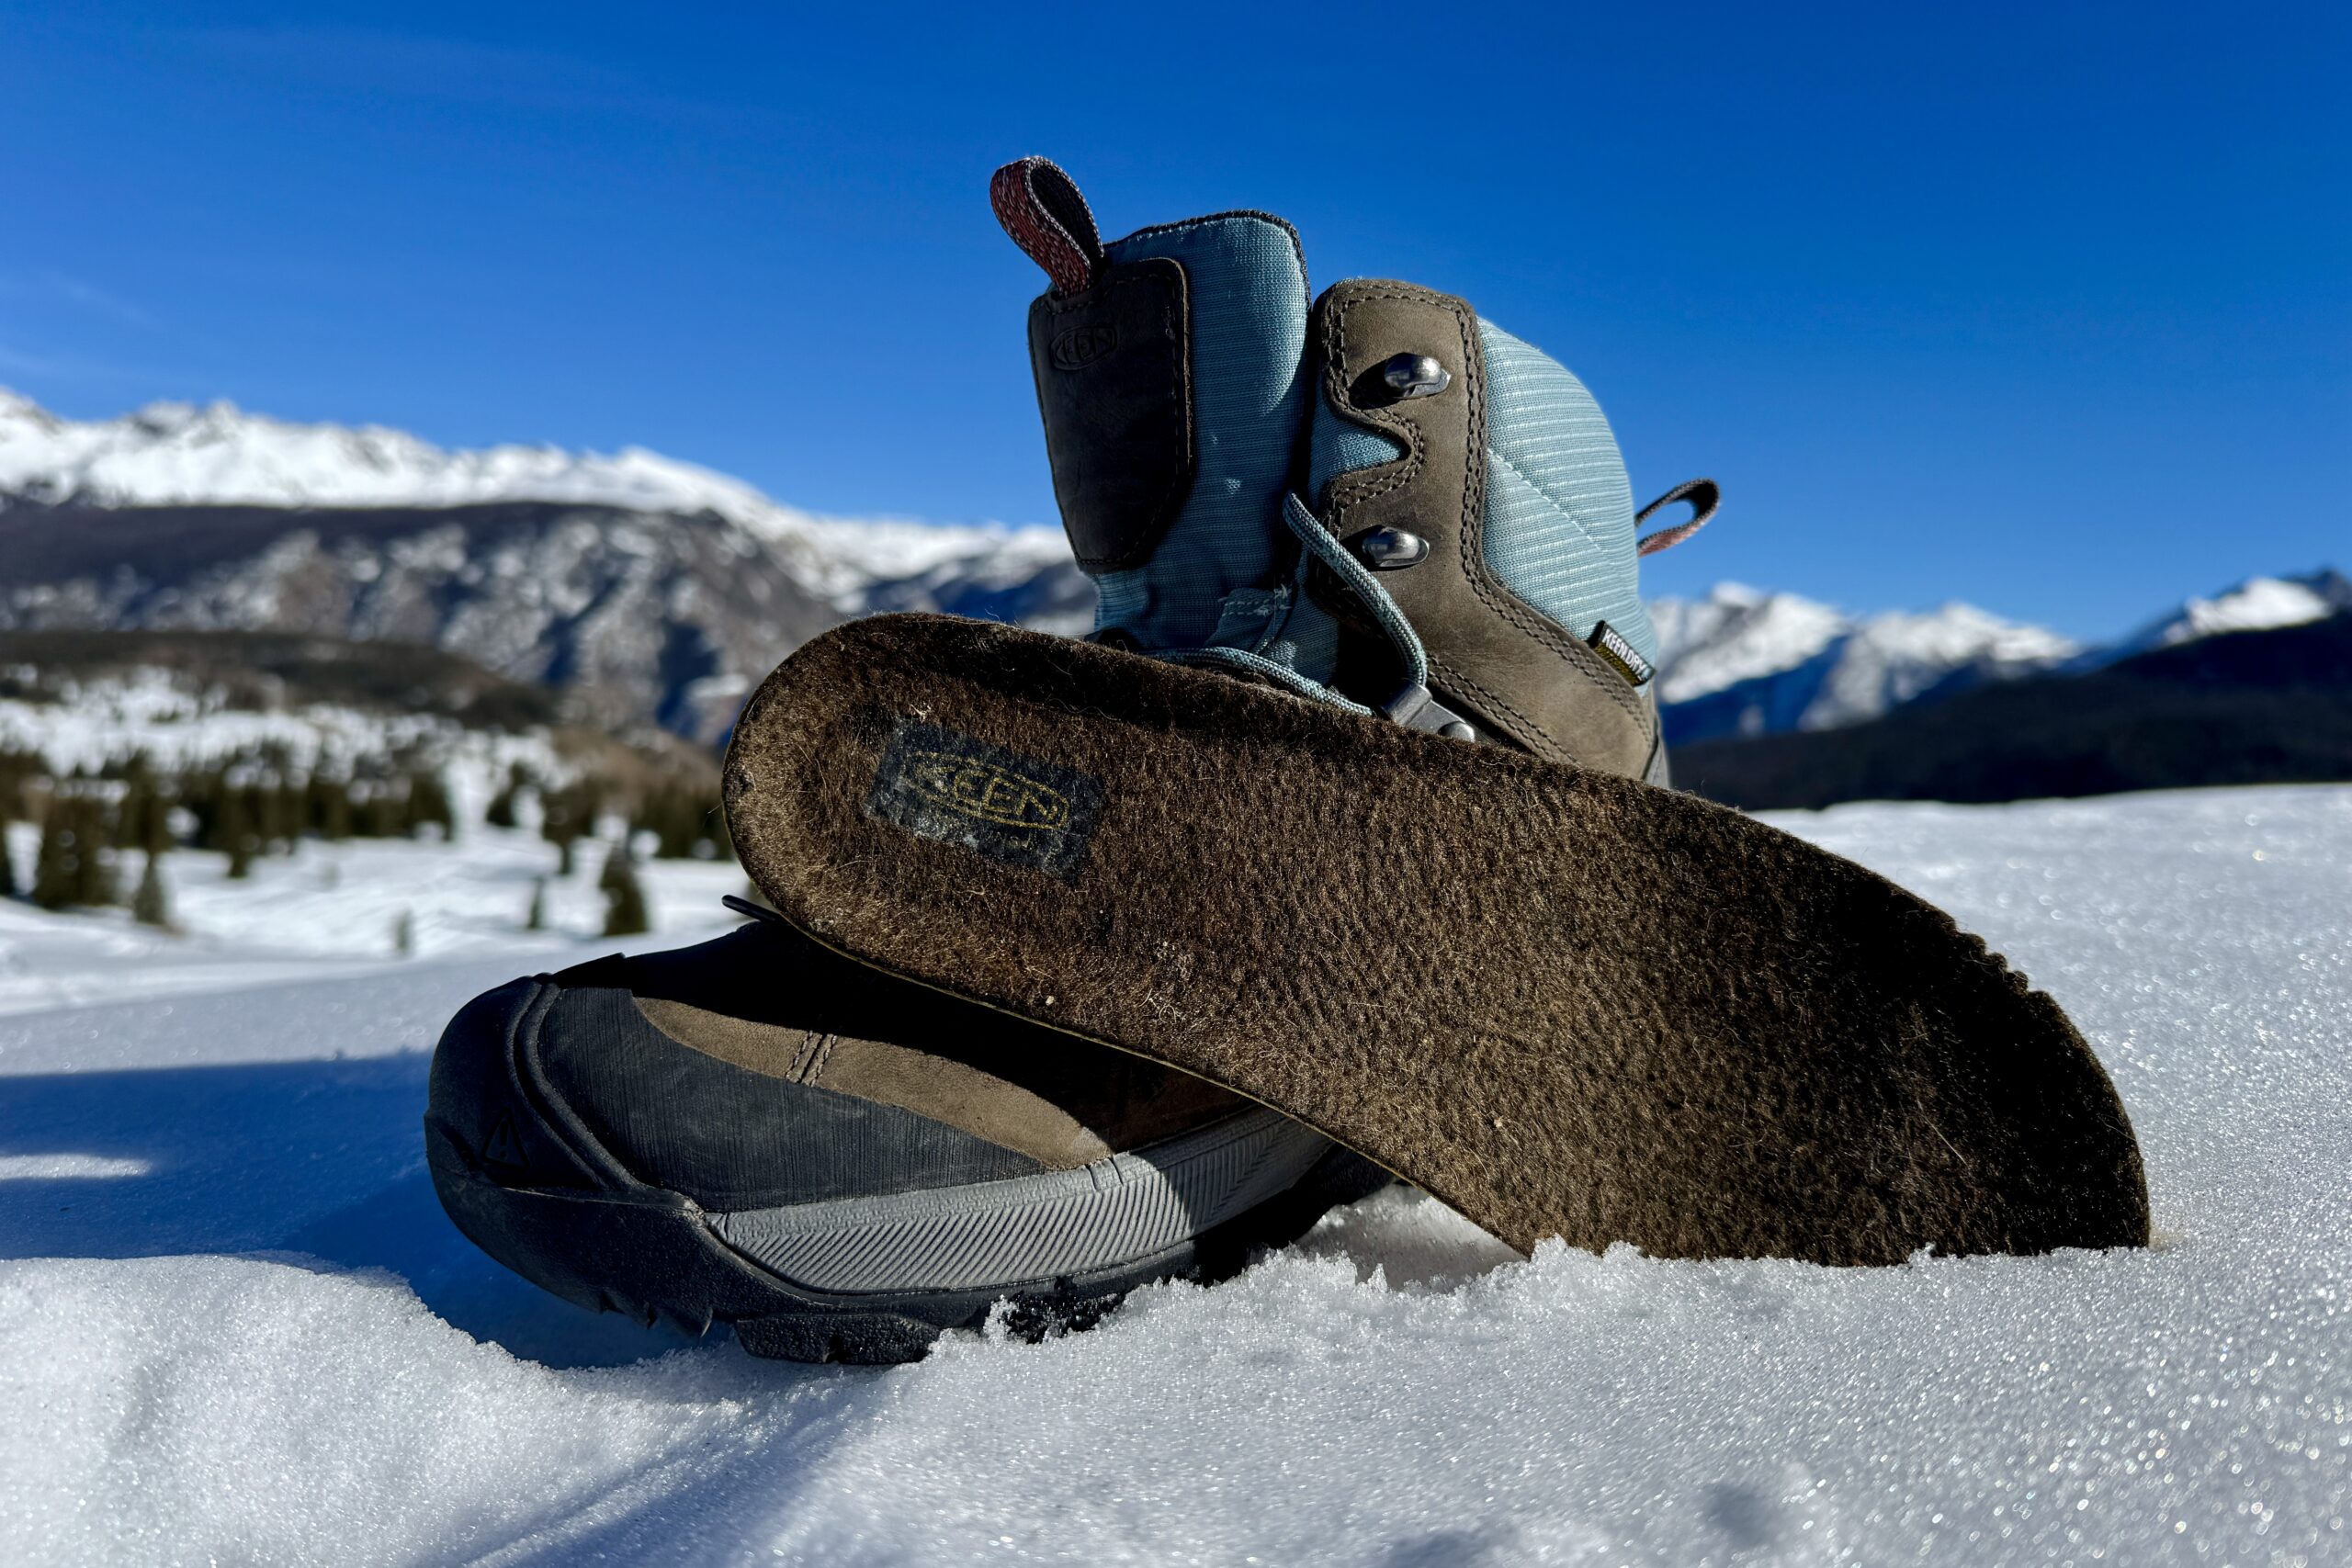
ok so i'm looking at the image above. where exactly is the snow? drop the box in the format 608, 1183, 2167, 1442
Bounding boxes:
0, 819, 743, 1017
3, 783, 2347, 1563
0, 669, 559, 782
798, 515, 1073, 604
1805, 603, 2080, 728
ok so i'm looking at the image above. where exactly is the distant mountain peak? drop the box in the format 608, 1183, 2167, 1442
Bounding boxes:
0, 389, 1086, 741
0, 385, 805, 532
2122, 570, 2352, 651
0, 386, 1071, 599
1650, 587, 2079, 742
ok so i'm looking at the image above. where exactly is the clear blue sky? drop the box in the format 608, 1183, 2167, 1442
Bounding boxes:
6, 2, 2345, 640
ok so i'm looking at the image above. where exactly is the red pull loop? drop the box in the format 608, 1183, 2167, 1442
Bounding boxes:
1634, 478, 1722, 558
990, 156, 1104, 296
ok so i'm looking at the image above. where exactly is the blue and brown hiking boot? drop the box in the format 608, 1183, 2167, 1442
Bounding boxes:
425, 155, 1724, 1362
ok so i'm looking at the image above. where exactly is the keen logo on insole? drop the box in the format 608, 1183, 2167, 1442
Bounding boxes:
865, 719, 1103, 882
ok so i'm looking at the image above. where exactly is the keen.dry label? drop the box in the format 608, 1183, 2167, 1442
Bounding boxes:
865, 719, 1103, 883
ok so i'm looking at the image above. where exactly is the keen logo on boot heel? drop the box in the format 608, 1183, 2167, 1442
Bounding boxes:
865, 719, 1104, 882
1588, 621, 1654, 687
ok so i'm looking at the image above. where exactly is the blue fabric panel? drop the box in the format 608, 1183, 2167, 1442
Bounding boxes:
1307, 395, 1408, 505
1476, 321, 1657, 668
1090, 215, 1310, 649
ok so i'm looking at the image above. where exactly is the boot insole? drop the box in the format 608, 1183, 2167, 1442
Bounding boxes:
723, 615, 2149, 1264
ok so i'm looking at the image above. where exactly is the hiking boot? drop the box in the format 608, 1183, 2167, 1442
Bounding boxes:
424, 908, 1381, 1364
428, 157, 1720, 1362
1000, 155, 1717, 784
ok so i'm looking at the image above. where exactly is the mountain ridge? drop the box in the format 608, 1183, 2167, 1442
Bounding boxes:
3, 389, 2330, 747
1672, 612, 2352, 808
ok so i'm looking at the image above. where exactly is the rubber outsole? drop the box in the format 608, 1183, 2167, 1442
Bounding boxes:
722, 615, 2152, 1266
707, 1105, 1333, 1293
425, 1118, 1390, 1364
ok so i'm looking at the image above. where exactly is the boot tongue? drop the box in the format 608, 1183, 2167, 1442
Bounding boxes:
995, 159, 1311, 653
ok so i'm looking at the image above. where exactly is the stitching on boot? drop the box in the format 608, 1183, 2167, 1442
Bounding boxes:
801, 1032, 838, 1083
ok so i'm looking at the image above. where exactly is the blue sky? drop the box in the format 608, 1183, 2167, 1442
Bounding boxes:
6, 2, 2345, 640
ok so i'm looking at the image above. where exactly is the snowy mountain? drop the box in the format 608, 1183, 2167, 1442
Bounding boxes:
1651, 584, 2080, 744
4, 389, 2332, 749
2115, 568, 2352, 652
1674, 611, 2352, 809
0, 388, 811, 527
0, 390, 1084, 741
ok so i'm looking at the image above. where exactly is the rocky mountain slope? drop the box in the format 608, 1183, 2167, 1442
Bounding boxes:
0, 393, 1082, 742
1647, 586, 2079, 744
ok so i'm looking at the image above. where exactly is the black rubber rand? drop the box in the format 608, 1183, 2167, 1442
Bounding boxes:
424, 1114, 1380, 1365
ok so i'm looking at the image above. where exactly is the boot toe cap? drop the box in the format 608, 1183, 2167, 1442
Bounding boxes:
425, 965, 1046, 1212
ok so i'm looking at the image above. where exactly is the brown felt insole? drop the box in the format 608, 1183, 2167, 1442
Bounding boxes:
723, 615, 2149, 1264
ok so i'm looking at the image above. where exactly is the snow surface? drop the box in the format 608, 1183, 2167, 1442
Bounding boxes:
3, 784, 2347, 1564
0, 819, 743, 1017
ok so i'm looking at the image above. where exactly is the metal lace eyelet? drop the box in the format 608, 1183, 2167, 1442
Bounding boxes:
1350, 526, 1430, 570
1379, 353, 1451, 400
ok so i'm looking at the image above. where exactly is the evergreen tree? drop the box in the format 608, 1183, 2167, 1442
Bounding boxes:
79, 796, 117, 906
131, 851, 172, 930
32, 797, 115, 909
220, 786, 255, 879
311, 774, 352, 841
358, 781, 403, 839
140, 783, 177, 854
30, 813, 69, 908
601, 847, 650, 937
116, 782, 153, 856
632, 785, 707, 860
539, 779, 601, 863
260, 778, 298, 852
184, 768, 225, 852
485, 774, 522, 829
406, 769, 457, 841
